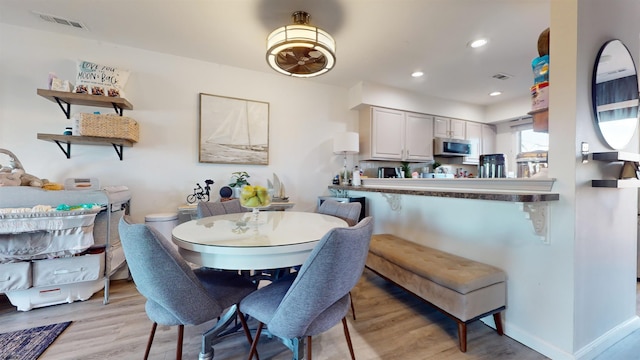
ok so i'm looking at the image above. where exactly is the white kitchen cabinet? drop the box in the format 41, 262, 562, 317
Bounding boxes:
434, 116, 465, 139
481, 124, 497, 154
405, 112, 434, 161
463, 122, 482, 164
359, 106, 433, 162
433, 117, 449, 138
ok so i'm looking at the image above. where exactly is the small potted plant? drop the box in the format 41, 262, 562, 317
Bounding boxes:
229, 171, 250, 198
401, 162, 412, 178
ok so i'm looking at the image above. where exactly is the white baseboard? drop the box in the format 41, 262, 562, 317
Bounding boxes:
481, 316, 573, 360
573, 316, 640, 360
481, 315, 640, 360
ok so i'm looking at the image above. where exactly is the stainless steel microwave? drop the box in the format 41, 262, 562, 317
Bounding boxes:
433, 137, 471, 156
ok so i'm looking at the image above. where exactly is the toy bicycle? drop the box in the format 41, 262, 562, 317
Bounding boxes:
186, 179, 214, 204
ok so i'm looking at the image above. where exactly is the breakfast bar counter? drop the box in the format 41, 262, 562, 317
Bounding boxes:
329, 177, 559, 203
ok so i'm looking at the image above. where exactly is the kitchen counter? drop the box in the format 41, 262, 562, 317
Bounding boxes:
328, 177, 559, 203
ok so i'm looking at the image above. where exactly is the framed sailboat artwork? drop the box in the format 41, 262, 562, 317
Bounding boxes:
199, 93, 270, 165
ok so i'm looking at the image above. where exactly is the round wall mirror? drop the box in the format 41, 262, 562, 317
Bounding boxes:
592, 39, 640, 150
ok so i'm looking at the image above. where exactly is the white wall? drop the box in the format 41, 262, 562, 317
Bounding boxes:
485, 95, 532, 123
348, 81, 485, 122
570, 0, 640, 355
0, 24, 357, 222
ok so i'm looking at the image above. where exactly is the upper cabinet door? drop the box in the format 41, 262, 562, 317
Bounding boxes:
433, 116, 465, 139
405, 113, 433, 161
370, 107, 405, 160
433, 116, 449, 138
463, 122, 482, 164
481, 124, 497, 154
449, 119, 466, 140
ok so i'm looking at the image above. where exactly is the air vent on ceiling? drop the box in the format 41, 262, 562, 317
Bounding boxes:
492, 73, 513, 80
33, 11, 88, 30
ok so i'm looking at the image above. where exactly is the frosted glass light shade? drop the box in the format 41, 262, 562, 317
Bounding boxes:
266, 11, 336, 78
333, 132, 359, 154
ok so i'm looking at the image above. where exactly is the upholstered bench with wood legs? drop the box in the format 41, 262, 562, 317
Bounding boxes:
365, 234, 506, 352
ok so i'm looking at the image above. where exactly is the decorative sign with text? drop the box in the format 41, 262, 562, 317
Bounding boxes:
74, 60, 130, 97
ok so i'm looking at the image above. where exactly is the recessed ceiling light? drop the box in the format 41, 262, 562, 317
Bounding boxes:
489, 91, 502, 97
469, 38, 488, 48
411, 71, 424, 78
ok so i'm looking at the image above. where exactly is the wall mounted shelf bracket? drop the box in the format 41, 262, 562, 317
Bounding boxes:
52, 139, 71, 159
49, 138, 124, 160
50, 95, 125, 118
53, 96, 72, 119
37, 133, 132, 161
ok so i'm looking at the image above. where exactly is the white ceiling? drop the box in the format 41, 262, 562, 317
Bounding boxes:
0, 0, 550, 107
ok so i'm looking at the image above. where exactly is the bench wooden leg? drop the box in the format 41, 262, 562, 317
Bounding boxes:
456, 321, 467, 352
493, 312, 504, 335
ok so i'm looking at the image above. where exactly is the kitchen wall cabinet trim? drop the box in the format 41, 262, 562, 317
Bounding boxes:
591, 151, 640, 188
36, 89, 135, 160
37, 133, 133, 160
37, 89, 133, 118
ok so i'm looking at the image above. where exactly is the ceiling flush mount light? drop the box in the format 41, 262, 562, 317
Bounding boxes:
411, 71, 424, 78
489, 91, 502, 97
266, 11, 336, 78
469, 38, 488, 48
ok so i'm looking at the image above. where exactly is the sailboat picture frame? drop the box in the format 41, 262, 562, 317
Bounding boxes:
199, 93, 269, 165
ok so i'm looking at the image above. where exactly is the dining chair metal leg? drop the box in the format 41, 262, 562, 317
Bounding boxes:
247, 322, 263, 360
238, 313, 261, 360
342, 317, 356, 360
349, 291, 356, 320
238, 312, 253, 346
144, 322, 158, 360
177, 324, 184, 360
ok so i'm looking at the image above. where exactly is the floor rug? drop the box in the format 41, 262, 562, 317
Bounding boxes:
0, 321, 71, 360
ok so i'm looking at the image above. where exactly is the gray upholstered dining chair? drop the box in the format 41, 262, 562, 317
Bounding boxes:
196, 198, 246, 218
318, 199, 362, 319
317, 199, 361, 226
238, 216, 374, 360
118, 216, 257, 360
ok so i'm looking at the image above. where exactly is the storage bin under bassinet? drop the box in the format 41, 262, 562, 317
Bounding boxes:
0, 210, 100, 263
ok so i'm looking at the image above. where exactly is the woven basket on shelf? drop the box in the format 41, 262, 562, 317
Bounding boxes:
75, 113, 139, 142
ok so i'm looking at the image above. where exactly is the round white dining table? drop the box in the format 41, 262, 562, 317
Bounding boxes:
172, 211, 348, 270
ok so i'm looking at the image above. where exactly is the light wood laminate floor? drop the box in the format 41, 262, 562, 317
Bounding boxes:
1, 270, 638, 359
